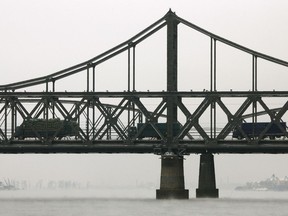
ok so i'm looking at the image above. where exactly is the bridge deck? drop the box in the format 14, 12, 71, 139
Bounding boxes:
1, 140, 288, 154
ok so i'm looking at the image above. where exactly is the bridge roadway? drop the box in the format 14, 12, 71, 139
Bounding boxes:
1, 90, 288, 154
2, 140, 288, 154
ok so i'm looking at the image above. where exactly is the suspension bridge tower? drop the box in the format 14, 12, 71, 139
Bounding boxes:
156, 10, 189, 199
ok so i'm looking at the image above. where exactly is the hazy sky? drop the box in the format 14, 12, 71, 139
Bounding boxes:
1, 0, 288, 190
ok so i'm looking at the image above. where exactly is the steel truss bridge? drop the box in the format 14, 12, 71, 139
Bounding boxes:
1, 10, 288, 155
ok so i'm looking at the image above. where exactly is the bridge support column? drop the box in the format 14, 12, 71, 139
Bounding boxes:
156, 155, 189, 199
196, 153, 219, 198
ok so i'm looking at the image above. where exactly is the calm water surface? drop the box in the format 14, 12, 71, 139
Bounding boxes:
0, 188, 287, 216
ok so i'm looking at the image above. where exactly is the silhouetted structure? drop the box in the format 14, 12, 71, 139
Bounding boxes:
1, 10, 288, 198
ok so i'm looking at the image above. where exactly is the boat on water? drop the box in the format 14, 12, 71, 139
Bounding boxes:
235, 174, 288, 191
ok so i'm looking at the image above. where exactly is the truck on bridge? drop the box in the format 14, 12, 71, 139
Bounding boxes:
14, 118, 78, 140
129, 123, 181, 139
232, 122, 287, 140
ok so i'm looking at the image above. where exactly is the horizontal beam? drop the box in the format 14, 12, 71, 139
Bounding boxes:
1, 91, 288, 98
1, 140, 288, 154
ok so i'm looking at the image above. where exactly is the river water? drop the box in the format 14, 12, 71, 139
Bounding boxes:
1, 188, 288, 216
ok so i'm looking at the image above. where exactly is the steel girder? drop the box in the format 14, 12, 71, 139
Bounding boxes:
0, 91, 288, 154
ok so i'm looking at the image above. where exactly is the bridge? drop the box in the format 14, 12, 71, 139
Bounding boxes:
1, 10, 288, 199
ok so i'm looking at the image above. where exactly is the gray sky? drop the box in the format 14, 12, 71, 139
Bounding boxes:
1, 0, 288, 189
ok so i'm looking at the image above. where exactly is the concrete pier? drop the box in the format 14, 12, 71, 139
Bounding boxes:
196, 153, 219, 198
156, 154, 189, 199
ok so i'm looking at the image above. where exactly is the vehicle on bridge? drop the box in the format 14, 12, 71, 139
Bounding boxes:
129, 123, 181, 139
14, 118, 78, 140
232, 122, 287, 140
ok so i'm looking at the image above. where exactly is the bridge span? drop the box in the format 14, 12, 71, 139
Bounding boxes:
1, 10, 288, 198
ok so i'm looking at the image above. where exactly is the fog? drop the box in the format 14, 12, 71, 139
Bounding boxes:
1, 0, 288, 190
